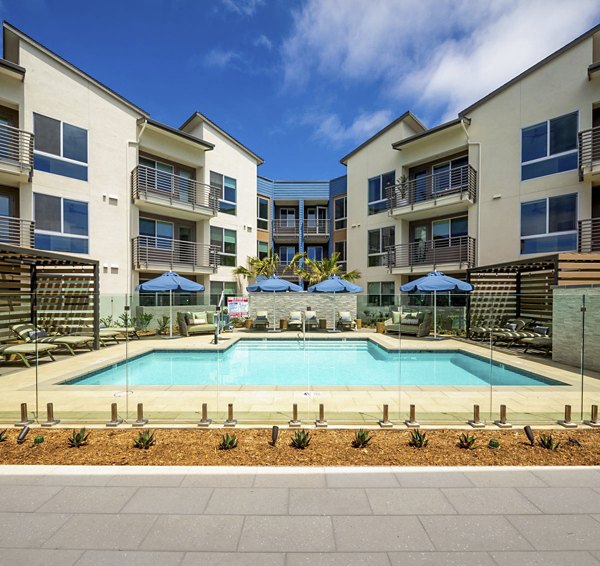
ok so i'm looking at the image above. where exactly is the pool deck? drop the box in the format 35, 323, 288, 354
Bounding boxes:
1, 329, 599, 426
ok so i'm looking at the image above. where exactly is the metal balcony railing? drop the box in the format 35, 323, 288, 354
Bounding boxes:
387, 236, 476, 270
303, 219, 330, 237
578, 126, 600, 178
387, 165, 477, 210
0, 123, 34, 172
578, 218, 600, 252
132, 165, 219, 214
132, 236, 219, 271
272, 219, 300, 238
0, 216, 34, 247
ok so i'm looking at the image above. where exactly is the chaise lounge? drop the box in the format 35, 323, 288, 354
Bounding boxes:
11, 323, 95, 355
252, 311, 270, 331
337, 311, 356, 331
0, 343, 58, 367
304, 311, 319, 331
288, 311, 303, 331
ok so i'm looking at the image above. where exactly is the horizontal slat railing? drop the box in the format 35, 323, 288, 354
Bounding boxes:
272, 219, 301, 238
132, 165, 219, 214
387, 164, 477, 210
0, 123, 34, 170
387, 235, 476, 270
303, 219, 329, 237
132, 236, 219, 271
578, 218, 600, 252
578, 126, 600, 175
0, 216, 34, 247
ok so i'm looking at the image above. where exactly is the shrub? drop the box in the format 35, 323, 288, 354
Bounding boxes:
156, 315, 170, 335
0, 429, 7, 442
408, 429, 428, 448
458, 433, 477, 450
33, 435, 44, 445
133, 430, 156, 449
488, 438, 500, 450
351, 429, 371, 449
539, 434, 560, 451
290, 429, 311, 450
68, 428, 90, 448
219, 433, 238, 450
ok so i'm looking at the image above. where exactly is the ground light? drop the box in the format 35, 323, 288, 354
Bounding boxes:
16, 426, 29, 444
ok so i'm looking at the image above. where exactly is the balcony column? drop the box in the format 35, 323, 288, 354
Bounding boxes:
298, 200, 305, 268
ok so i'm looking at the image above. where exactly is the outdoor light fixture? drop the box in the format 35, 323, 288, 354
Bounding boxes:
16, 426, 30, 444
271, 426, 279, 445
524, 425, 535, 446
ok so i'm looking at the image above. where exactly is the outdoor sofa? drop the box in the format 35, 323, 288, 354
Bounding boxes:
384, 311, 432, 337
177, 311, 217, 336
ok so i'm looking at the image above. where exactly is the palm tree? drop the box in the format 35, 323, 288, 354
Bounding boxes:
288, 252, 361, 285
233, 251, 283, 279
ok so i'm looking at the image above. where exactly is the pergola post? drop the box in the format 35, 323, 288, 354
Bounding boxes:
92, 262, 100, 351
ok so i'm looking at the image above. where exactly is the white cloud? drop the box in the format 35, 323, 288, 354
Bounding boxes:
282, 0, 600, 120
203, 48, 243, 69
219, 0, 264, 16
254, 34, 273, 51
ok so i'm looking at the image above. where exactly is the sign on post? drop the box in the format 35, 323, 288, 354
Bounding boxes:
227, 296, 249, 318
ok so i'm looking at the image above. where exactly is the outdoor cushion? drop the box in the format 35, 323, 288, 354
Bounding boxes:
402, 319, 419, 326
206, 312, 215, 324
533, 326, 549, 335
505, 323, 517, 331
187, 323, 216, 335
339, 311, 351, 322
257, 311, 268, 318
392, 311, 401, 324
191, 316, 207, 325
290, 311, 302, 321
305, 311, 316, 320
28, 330, 48, 340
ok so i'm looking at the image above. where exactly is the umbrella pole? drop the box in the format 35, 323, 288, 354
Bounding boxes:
170, 289, 173, 339
433, 289, 437, 340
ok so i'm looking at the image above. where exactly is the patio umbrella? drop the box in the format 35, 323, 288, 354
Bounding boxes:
400, 271, 472, 339
308, 275, 363, 332
136, 271, 204, 339
246, 275, 303, 332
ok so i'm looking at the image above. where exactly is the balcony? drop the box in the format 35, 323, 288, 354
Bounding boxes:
387, 165, 477, 220
132, 236, 219, 274
387, 235, 476, 274
0, 123, 34, 184
303, 219, 330, 243
275, 264, 300, 282
131, 165, 219, 221
272, 219, 300, 243
578, 218, 600, 252
0, 216, 34, 248
578, 126, 600, 180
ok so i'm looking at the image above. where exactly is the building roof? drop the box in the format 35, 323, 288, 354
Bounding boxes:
3, 21, 149, 117
180, 111, 264, 165
459, 22, 600, 118
339, 111, 426, 165
391, 118, 463, 150
0, 57, 25, 79
139, 118, 214, 151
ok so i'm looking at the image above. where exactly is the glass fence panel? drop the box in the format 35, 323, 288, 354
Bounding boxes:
583, 290, 599, 426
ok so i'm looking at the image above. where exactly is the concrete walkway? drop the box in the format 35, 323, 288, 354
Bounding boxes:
1, 465, 600, 565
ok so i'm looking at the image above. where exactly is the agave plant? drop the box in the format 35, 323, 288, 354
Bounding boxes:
219, 433, 238, 450
538, 434, 560, 451
68, 428, 90, 448
408, 429, 428, 448
457, 433, 477, 450
133, 429, 156, 449
0, 429, 7, 442
351, 429, 371, 449
488, 438, 500, 450
33, 435, 44, 445
290, 429, 311, 450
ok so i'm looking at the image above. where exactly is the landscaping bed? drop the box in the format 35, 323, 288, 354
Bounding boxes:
0, 428, 599, 466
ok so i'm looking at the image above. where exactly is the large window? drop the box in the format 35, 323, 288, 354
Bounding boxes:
432, 156, 468, 193
520, 193, 577, 254
279, 245, 296, 266
210, 281, 238, 307
257, 241, 269, 259
139, 218, 174, 249
367, 281, 395, 306
210, 226, 237, 266
257, 197, 269, 230
211, 171, 237, 215
306, 246, 323, 261
521, 112, 578, 180
432, 216, 468, 243
33, 113, 88, 181
368, 171, 394, 215
368, 226, 395, 267
34, 193, 88, 253
334, 240, 346, 272
334, 196, 347, 229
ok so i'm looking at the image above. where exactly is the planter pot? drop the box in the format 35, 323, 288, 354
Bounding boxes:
244, 319, 253, 329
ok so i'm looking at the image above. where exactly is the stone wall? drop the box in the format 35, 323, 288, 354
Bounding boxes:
248, 293, 357, 329
552, 287, 600, 371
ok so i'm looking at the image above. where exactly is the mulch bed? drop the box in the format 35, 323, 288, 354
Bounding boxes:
0, 428, 599, 466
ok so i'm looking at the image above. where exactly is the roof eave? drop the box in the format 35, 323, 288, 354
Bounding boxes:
139, 118, 215, 151
391, 118, 463, 150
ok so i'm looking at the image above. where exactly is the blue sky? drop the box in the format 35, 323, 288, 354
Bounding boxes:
2, 0, 600, 180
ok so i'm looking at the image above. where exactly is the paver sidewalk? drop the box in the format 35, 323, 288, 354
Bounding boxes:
0, 465, 599, 565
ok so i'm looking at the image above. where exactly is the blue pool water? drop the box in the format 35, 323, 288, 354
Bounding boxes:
63, 340, 565, 387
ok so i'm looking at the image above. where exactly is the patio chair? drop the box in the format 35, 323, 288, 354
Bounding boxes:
11, 323, 94, 356
252, 311, 270, 331
337, 311, 356, 331
0, 343, 58, 367
304, 311, 319, 331
288, 311, 302, 331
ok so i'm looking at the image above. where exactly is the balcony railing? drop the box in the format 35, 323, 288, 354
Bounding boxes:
387, 236, 476, 270
303, 219, 330, 238
0, 216, 34, 247
578, 126, 600, 178
387, 165, 477, 210
272, 219, 300, 238
132, 236, 219, 272
0, 123, 34, 172
578, 218, 600, 252
132, 165, 219, 214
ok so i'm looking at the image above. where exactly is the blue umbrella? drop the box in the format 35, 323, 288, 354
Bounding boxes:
308, 275, 363, 332
246, 275, 303, 332
400, 271, 473, 339
136, 271, 204, 338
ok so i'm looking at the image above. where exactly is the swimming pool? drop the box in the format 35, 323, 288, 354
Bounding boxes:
63, 340, 566, 387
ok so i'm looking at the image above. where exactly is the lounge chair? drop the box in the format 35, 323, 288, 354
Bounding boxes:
491, 319, 544, 347
288, 311, 302, 331
102, 325, 140, 339
304, 311, 319, 331
0, 343, 58, 367
252, 311, 270, 331
11, 323, 94, 355
337, 311, 356, 331
521, 335, 552, 355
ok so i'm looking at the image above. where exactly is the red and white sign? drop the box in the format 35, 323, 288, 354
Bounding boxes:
227, 296, 249, 318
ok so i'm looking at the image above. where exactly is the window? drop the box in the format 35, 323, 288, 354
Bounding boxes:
33, 113, 88, 181
306, 246, 323, 261
431, 216, 468, 243
279, 246, 296, 266
279, 208, 296, 226
367, 281, 395, 306
368, 226, 395, 267
368, 171, 394, 215
257, 241, 269, 259
210, 281, 237, 307
139, 218, 174, 249
520, 193, 577, 254
257, 197, 269, 230
432, 156, 468, 193
210, 171, 236, 215
521, 112, 578, 180
334, 240, 346, 272
211, 226, 236, 266
34, 193, 88, 253
334, 196, 347, 229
